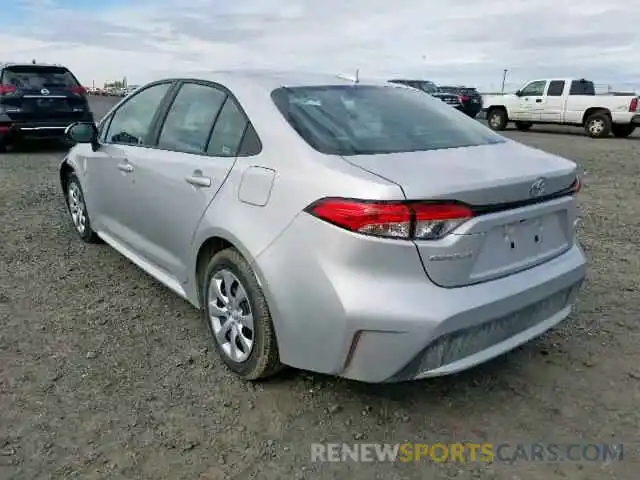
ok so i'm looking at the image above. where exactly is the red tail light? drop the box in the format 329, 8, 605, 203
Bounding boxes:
571, 176, 582, 194
305, 198, 474, 240
630, 97, 638, 112
0, 85, 17, 95
69, 86, 86, 95
459, 95, 470, 102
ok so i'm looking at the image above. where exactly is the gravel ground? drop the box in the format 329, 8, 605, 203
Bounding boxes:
1, 96, 639, 480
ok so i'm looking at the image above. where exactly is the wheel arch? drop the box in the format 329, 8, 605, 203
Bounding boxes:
582, 107, 611, 125
192, 229, 271, 310
59, 160, 75, 197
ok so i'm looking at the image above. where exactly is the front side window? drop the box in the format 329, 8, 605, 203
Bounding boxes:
271, 85, 505, 156
520, 81, 547, 97
157, 83, 227, 153
104, 82, 171, 145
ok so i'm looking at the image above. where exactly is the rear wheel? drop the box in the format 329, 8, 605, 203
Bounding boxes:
611, 124, 635, 138
584, 112, 611, 138
515, 122, 533, 131
487, 108, 508, 131
202, 248, 283, 381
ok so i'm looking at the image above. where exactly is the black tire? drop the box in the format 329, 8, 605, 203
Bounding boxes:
64, 172, 100, 243
202, 248, 283, 381
487, 108, 508, 131
584, 112, 611, 138
515, 122, 533, 131
611, 124, 635, 138
0, 137, 9, 153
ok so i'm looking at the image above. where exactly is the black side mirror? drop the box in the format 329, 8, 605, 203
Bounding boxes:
65, 122, 99, 151
515, 90, 522, 97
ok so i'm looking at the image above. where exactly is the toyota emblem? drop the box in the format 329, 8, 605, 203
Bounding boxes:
41, 88, 50, 95
529, 178, 546, 197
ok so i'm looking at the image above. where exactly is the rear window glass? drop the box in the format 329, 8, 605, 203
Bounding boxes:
569, 80, 595, 96
1, 66, 79, 89
271, 85, 504, 156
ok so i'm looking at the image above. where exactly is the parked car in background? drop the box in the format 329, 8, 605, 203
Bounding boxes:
388, 79, 464, 111
438, 86, 483, 118
124, 85, 140, 97
483, 78, 639, 138
0, 61, 94, 152
59, 70, 585, 383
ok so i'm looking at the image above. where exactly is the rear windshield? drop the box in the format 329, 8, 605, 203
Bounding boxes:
0, 66, 80, 89
271, 85, 504, 156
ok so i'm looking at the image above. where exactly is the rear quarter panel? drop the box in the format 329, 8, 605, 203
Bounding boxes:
564, 96, 636, 124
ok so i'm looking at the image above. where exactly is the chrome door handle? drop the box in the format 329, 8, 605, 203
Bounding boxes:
185, 175, 212, 187
117, 161, 134, 173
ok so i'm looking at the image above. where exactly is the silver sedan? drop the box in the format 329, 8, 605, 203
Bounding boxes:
59, 70, 586, 383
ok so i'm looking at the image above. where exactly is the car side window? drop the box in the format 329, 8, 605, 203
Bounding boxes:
104, 82, 171, 146
520, 81, 547, 97
157, 83, 227, 153
546, 80, 565, 96
206, 96, 248, 156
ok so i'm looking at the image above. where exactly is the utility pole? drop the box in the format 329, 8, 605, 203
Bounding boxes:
501, 69, 508, 94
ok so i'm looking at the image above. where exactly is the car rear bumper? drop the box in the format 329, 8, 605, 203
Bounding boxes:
255, 213, 587, 383
631, 114, 640, 125
0, 116, 93, 139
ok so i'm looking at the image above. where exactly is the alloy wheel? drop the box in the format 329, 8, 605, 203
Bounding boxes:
207, 268, 255, 363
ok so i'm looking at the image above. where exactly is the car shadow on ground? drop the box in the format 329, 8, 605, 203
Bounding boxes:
4, 139, 70, 153
508, 127, 640, 139
262, 339, 544, 403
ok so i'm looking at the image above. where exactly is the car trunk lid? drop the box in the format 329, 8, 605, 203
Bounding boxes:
342, 141, 579, 287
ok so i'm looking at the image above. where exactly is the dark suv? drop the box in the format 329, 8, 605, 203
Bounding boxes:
388, 79, 464, 111
437, 86, 483, 118
0, 62, 94, 152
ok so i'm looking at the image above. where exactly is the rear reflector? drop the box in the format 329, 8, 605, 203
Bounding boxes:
571, 176, 582, 194
305, 198, 473, 240
630, 97, 638, 112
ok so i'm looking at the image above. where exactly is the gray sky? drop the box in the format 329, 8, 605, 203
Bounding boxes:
2, 0, 638, 92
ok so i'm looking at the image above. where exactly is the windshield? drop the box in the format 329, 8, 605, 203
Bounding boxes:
271, 85, 505, 156
413, 81, 438, 94
0, 66, 80, 89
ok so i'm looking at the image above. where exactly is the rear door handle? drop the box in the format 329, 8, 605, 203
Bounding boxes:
117, 160, 134, 173
185, 173, 212, 187
535, 99, 542, 103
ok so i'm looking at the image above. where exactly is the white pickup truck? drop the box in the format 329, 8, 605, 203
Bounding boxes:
483, 78, 639, 138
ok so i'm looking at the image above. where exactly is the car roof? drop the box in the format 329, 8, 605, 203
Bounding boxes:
0, 62, 69, 69
157, 69, 391, 92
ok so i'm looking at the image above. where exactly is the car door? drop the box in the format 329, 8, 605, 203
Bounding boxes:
124, 81, 258, 283
513, 80, 547, 121
540, 80, 566, 123
85, 81, 174, 246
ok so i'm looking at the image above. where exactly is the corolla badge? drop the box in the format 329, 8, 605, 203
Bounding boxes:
529, 178, 546, 197
40, 88, 50, 95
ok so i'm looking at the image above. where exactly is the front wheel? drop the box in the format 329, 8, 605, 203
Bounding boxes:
487, 109, 508, 131
202, 248, 283, 381
584, 113, 611, 138
65, 173, 100, 243
611, 124, 635, 138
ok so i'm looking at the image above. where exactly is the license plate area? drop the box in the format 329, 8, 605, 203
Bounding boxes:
469, 211, 570, 281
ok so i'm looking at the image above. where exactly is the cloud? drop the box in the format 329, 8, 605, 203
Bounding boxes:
1, 0, 638, 92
